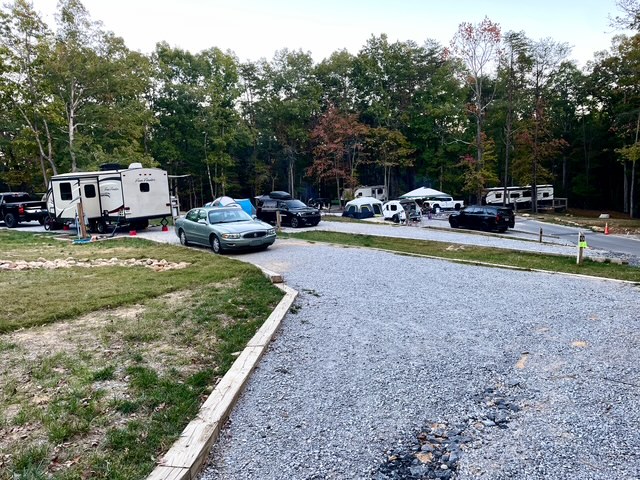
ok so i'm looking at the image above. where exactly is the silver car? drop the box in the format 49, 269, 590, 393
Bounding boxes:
175, 206, 276, 254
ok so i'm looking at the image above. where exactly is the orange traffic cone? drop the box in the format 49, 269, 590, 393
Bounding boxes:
604, 223, 609, 235
129, 229, 137, 236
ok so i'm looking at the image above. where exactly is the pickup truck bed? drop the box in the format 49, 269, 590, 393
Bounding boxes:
0, 192, 48, 228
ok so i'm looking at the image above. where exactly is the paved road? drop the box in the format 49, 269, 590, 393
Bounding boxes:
514, 217, 640, 257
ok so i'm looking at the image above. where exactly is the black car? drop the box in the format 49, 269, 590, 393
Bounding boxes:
256, 192, 321, 228
448, 205, 515, 232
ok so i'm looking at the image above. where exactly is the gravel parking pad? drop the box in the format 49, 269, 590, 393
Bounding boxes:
197, 240, 640, 480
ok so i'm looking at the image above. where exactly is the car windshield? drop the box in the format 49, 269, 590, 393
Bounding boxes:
284, 199, 307, 208
208, 209, 252, 224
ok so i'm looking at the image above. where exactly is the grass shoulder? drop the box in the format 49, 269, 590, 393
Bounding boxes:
0, 230, 283, 479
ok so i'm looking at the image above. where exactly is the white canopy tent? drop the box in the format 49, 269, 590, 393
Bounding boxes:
399, 187, 446, 198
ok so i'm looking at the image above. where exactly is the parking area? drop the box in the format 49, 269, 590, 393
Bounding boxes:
195, 240, 639, 480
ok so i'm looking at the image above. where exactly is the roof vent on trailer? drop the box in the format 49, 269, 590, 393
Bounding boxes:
128, 162, 143, 169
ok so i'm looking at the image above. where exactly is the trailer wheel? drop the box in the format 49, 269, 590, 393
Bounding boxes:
211, 235, 223, 254
95, 221, 107, 234
129, 220, 149, 231
4, 212, 18, 228
179, 229, 189, 246
392, 214, 399, 224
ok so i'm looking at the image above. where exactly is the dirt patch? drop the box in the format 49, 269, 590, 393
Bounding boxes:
0, 288, 212, 473
0, 257, 191, 272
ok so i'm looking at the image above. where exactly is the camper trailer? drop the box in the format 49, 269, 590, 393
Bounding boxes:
483, 185, 554, 209
354, 185, 387, 202
47, 163, 172, 233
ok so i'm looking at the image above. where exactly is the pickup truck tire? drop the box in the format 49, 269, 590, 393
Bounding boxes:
290, 217, 300, 228
4, 212, 19, 228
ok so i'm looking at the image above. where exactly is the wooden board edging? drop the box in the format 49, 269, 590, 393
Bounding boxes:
145, 280, 297, 480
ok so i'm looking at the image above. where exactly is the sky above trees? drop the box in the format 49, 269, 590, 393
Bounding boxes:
28, 0, 627, 67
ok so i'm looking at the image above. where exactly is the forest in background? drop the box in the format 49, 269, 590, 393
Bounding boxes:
1, 0, 639, 216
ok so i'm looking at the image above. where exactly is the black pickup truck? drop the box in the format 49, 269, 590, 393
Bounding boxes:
0, 192, 48, 228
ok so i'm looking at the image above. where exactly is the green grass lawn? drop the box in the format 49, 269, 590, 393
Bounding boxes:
0, 230, 283, 480
285, 230, 640, 283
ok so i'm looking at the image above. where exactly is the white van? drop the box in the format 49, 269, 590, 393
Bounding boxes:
354, 185, 387, 202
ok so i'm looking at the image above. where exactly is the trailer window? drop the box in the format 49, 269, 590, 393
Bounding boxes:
510, 193, 520, 199
542, 192, 550, 198
60, 182, 72, 200
139, 182, 150, 193
84, 184, 96, 198
495, 193, 502, 199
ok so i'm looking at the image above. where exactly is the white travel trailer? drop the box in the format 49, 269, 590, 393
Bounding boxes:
354, 185, 387, 202
47, 163, 172, 233
483, 185, 554, 209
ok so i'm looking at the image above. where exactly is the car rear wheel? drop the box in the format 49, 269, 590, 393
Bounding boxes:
4, 212, 18, 228
290, 217, 300, 228
449, 217, 459, 228
211, 235, 223, 254
179, 229, 189, 246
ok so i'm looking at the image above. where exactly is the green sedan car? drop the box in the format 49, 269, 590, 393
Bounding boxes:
175, 206, 276, 254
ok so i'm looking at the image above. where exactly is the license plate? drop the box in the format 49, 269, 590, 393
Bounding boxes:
250, 240, 263, 247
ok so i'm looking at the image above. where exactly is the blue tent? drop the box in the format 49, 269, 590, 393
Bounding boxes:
234, 198, 256, 216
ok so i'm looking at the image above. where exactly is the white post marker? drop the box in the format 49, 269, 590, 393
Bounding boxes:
276, 210, 281, 232
576, 231, 587, 264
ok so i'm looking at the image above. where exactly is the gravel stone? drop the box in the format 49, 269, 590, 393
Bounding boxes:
187, 238, 640, 480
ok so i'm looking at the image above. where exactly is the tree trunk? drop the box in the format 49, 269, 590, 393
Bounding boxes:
288, 157, 295, 196
623, 162, 629, 214
631, 160, 636, 219
68, 81, 78, 172
631, 112, 640, 218
475, 103, 483, 202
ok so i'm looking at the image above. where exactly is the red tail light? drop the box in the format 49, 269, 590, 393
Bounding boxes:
18, 206, 24, 215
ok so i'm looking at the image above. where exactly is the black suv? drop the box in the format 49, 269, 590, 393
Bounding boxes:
256, 192, 321, 228
448, 205, 515, 232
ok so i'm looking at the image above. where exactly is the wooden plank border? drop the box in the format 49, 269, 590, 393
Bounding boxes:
146, 279, 297, 480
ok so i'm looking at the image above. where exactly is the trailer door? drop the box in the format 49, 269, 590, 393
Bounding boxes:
78, 178, 101, 220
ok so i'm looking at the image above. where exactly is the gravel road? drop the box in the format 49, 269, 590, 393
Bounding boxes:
190, 238, 639, 480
